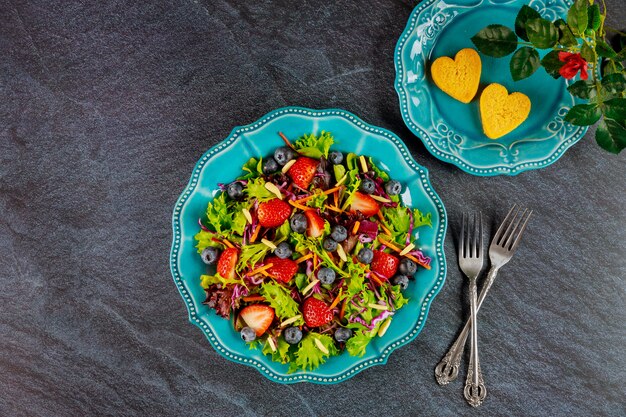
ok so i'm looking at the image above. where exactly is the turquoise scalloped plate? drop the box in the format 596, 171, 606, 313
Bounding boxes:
394, 0, 588, 176
170, 107, 447, 384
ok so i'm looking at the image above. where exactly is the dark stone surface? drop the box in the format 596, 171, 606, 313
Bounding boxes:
1, 0, 625, 416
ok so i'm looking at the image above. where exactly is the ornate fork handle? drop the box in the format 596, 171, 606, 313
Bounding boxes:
435, 265, 500, 385
464, 342, 487, 407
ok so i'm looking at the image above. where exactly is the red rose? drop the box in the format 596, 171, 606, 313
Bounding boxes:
558, 52, 588, 80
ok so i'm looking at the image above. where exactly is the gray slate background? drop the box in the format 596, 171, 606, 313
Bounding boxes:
1, 0, 625, 416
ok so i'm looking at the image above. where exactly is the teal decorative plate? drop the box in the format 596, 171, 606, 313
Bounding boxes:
394, 0, 588, 176
170, 107, 447, 384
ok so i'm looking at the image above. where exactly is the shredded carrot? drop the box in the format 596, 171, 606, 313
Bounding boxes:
329, 289, 343, 310
260, 269, 270, 277
323, 186, 342, 195
380, 224, 393, 237
249, 224, 261, 243
243, 295, 266, 302
378, 236, 402, 252
333, 190, 339, 207
370, 273, 384, 286
313, 253, 318, 269
324, 204, 342, 213
295, 253, 313, 264
249, 263, 274, 276
222, 239, 235, 249
352, 221, 360, 235
278, 131, 295, 150
339, 298, 348, 321
405, 253, 432, 270
376, 211, 385, 222
288, 199, 310, 212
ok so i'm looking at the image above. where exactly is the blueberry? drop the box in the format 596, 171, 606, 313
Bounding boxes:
262, 157, 279, 174
330, 225, 348, 242
274, 242, 293, 259
334, 327, 353, 343
329, 151, 344, 165
384, 180, 402, 196
322, 237, 338, 251
359, 178, 376, 194
290, 213, 308, 234
200, 247, 220, 265
274, 147, 296, 166
317, 267, 336, 285
391, 275, 410, 290
226, 182, 244, 200
283, 326, 302, 345
357, 247, 374, 264
398, 258, 417, 275
240, 327, 256, 342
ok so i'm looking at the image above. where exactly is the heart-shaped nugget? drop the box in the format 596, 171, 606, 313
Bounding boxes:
431, 48, 481, 103
480, 83, 531, 139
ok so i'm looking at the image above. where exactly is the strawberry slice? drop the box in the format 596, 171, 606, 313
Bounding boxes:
302, 297, 333, 328
287, 157, 319, 190
350, 191, 380, 217
217, 247, 238, 280
239, 304, 275, 336
257, 198, 292, 228
304, 210, 325, 238
371, 250, 399, 279
265, 256, 298, 283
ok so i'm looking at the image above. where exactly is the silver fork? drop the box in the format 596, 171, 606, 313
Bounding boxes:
457, 212, 486, 407
435, 206, 533, 396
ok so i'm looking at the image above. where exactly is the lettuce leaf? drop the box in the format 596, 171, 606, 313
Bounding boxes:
391, 284, 410, 310
291, 234, 347, 277
305, 190, 328, 210
260, 281, 302, 321
239, 157, 263, 180
263, 337, 292, 364
237, 242, 270, 271
245, 178, 275, 202
294, 273, 309, 293
199, 193, 247, 242
293, 131, 334, 158
345, 329, 375, 357
288, 333, 338, 373
194, 230, 225, 253
368, 157, 390, 182
340, 168, 361, 211
204, 193, 230, 235
200, 273, 244, 288
345, 257, 368, 297
413, 208, 432, 229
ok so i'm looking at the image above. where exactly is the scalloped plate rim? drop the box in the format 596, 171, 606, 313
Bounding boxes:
393, 0, 589, 176
170, 106, 448, 384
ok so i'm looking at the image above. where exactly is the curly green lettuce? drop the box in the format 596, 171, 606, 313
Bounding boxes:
293, 131, 334, 158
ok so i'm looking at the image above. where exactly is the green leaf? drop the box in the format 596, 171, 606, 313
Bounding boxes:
199, 272, 244, 288
239, 157, 263, 180
244, 177, 275, 202
333, 164, 346, 183
601, 73, 626, 95
603, 98, 626, 122
601, 60, 624, 77
587, 4, 601, 32
554, 19, 578, 47
514, 5, 541, 42
263, 337, 292, 364
345, 330, 375, 357
596, 118, 626, 154
471, 25, 518, 57
526, 18, 559, 49
413, 208, 433, 228
237, 243, 270, 271
260, 281, 303, 321
390, 285, 410, 310
293, 131, 334, 158
540, 50, 563, 79
510, 47, 541, 80
367, 157, 390, 182
304, 189, 328, 210
567, 0, 588, 36
581, 42, 595, 63
345, 257, 368, 297
596, 39, 617, 58
564, 104, 602, 126
288, 333, 338, 373
567, 80, 597, 99
194, 229, 225, 253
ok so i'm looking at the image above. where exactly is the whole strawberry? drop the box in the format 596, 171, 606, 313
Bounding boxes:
265, 256, 298, 283
257, 198, 291, 228
288, 157, 319, 190
370, 250, 399, 280
302, 297, 333, 327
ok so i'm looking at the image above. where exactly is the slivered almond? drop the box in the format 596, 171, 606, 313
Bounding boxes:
242, 208, 253, 224
261, 238, 276, 250
335, 173, 348, 186
359, 155, 368, 173
249, 263, 274, 276
264, 182, 283, 199
295, 253, 313, 264
367, 303, 389, 311
371, 195, 391, 203
281, 158, 297, 174
267, 337, 277, 352
399, 243, 415, 256
352, 221, 360, 235
280, 315, 302, 327
314, 338, 329, 355
336, 244, 347, 262
378, 318, 392, 337
302, 279, 319, 295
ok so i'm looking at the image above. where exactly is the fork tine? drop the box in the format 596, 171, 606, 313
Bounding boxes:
472, 212, 479, 258
478, 212, 483, 258
509, 210, 533, 252
503, 208, 528, 250
498, 206, 522, 246
460, 212, 466, 258
492, 204, 518, 244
